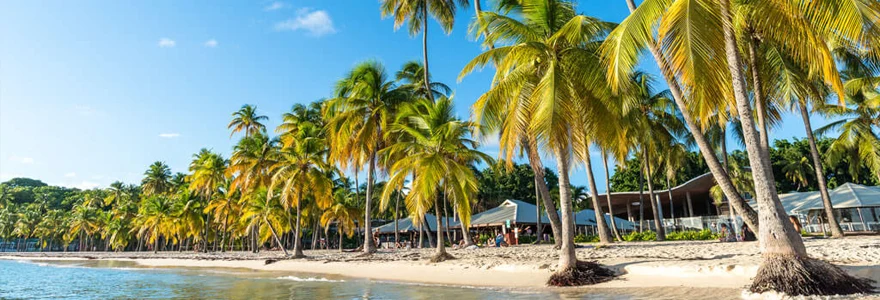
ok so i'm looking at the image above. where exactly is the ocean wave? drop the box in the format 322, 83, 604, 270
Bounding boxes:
276, 276, 344, 283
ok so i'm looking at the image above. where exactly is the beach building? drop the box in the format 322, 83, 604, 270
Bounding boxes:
749, 183, 880, 233
453, 200, 635, 239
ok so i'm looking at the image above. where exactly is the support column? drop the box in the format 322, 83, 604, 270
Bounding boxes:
857, 208, 867, 232
686, 191, 694, 217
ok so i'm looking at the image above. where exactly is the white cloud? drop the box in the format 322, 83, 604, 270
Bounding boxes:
274, 8, 336, 36
204, 39, 218, 47
158, 133, 181, 138
264, 1, 286, 11
158, 38, 176, 48
73, 181, 100, 190
64, 172, 77, 178
9, 155, 34, 164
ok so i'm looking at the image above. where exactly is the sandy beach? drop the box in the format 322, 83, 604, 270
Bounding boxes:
3, 236, 879, 293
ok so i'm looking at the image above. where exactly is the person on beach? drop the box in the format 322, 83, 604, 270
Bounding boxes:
373, 229, 381, 249
789, 216, 803, 233
718, 224, 736, 242
740, 224, 757, 241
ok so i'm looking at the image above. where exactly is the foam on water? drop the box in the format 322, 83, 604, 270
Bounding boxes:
276, 275, 344, 283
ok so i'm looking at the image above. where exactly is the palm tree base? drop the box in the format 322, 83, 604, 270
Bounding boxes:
749, 255, 875, 296
429, 251, 455, 263
547, 260, 616, 286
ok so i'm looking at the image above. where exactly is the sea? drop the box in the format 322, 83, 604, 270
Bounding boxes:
0, 259, 873, 299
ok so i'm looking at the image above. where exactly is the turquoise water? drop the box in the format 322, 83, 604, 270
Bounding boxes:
0, 259, 755, 299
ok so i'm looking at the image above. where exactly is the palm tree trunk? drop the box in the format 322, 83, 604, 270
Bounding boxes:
638, 164, 645, 232
666, 176, 675, 223
583, 148, 612, 243
363, 152, 377, 254
293, 195, 305, 258
421, 5, 435, 103
221, 197, 229, 252
265, 217, 289, 256
553, 144, 577, 271
535, 178, 543, 243
715, 0, 873, 295
798, 102, 844, 238
394, 190, 401, 246
622, 0, 759, 233
602, 152, 623, 241
644, 150, 665, 240
431, 200, 451, 262
525, 138, 563, 247
747, 34, 771, 154
442, 189, 452, 244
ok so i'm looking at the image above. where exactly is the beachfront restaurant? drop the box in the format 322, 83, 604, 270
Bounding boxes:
595, 173, 732, 233
752, 182, 880, 233
374, 213, 456, 248
453, 199, 636, 242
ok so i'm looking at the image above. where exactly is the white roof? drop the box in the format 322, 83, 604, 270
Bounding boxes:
751, 183, 880, 214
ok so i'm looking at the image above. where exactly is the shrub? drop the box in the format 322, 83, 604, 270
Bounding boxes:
574, 234, 600, 243
666, 229, 720, 241
623, 231, 657, 241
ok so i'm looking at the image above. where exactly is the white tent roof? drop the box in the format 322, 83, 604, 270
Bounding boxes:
751, 183, 880, 214
463, 199, 634, 229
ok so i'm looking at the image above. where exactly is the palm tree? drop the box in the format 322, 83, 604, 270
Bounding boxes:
606, 0, 877, 294
395, 61, 452, 99
466, 0, 565, 248
240, 187, 288, 255
461, 0, 616, 283
174, 189, 207, 251
188, 150, 228, 251
228, 104, 268, 138
136, 195, 174, 253
321, 200, 362, 252
66, 203, 99, 251
380, 0, 469, 104
142, 162, 172, 197
381, 96, 489, 262
269, 122, 334, 258
324, 61, 408, 254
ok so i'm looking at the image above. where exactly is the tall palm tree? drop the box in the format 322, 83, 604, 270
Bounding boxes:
380, 0, 469, 103
269, 122, 334, 258
142, 162, 172, 197
136, 195, 174, 253
324, 61, 408, 254
381, 96, 489, 262
240, 187, 288, 255
460, 0, 612, 283
606, 0, 878, 294
228, 104, 268, 138
467, 0, 564, 248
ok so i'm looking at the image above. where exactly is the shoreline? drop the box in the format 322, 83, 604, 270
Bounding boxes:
3, 236, 879, 292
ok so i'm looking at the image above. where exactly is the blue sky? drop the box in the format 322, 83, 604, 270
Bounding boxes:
0, 0, 831, 192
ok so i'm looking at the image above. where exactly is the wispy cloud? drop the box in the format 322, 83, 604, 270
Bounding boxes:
264, 1, 286, 11
9, 155, 34, 164
158, 38, 176, 48
64, 172, 77, 178
73, 181, 100, 190
204, 39, 218, 48
158, 133, 181, 138
275, 8, 336, 36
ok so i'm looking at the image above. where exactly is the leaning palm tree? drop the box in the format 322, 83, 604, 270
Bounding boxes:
324, 60, 408, 255
381, 96, 489, 262
228, 104, 268, 138
141, 162, 172, 197
269, 122, 334, 258
239, 187, 288, 255
605, 0, 878, 294
380, 0, 469, 103
461, 0, 619, 284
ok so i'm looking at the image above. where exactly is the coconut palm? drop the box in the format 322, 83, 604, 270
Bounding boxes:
321, 199, 363, 252
227, 133, 281, 194
380, 0, 469, 104
269, 122, 334, 258
66, 203, 100, 251
188, 150, 228, 251
324, 60, 408, 254
461, 0, 616, 283
142, 162, 172, 197
395, 61, 452, 99
228, 104, 268, 138
136, 195, 174, 253
240, 187, 288, 255
381, 96, 489, 262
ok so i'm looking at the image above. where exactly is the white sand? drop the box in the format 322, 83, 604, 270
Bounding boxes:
4, 236, 879, 291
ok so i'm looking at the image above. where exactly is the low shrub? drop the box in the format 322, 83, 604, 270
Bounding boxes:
574, 234, 600, 243
623, 231, 657, 241
666, 229, 720, 241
